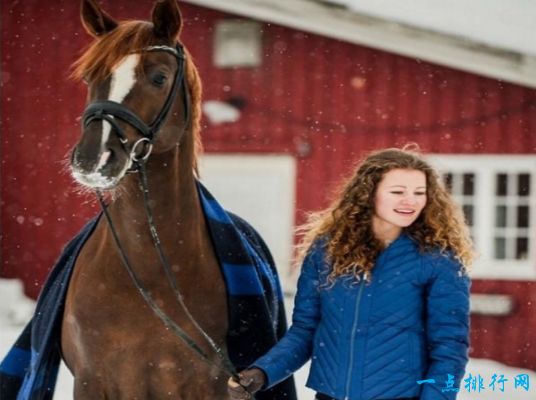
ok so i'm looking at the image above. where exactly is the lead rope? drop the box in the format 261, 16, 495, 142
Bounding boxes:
95, 188, 239, 381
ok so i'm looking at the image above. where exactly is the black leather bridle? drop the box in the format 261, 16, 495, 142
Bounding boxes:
82, 44, 190, 163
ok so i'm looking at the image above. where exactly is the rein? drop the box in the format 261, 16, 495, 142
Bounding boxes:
96, 183, 238, 380
88, 44, 239, 381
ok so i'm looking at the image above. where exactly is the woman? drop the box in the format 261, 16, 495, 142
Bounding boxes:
228, 146, 473, 400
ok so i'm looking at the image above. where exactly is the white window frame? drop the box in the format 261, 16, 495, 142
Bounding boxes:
428, 155, 536, 281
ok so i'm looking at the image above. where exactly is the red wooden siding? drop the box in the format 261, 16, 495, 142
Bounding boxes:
471, 280, 536, 368
2, 0, 95, 294
1, 1, 536, 369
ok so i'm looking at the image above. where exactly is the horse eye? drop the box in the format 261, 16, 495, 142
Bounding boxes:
151, 73, 167, 87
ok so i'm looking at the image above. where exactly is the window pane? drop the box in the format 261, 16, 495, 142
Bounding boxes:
517, 205, 529, 228
443, 173, 453, 193
495, 205, 507, 227
496, 173, 508, 196
516, 237, 529, 260
463, 204, 474, 226
463, 173, 475, 195
518, 173, 530, 196
494, 237, 506, 259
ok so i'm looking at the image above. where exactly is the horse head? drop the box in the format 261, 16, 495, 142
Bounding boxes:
71, 0, 201, 189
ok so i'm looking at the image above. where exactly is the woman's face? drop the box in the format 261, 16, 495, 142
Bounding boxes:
372, 168, 427, 237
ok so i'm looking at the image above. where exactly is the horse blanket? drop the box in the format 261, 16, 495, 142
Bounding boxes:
0, 182, 297, 400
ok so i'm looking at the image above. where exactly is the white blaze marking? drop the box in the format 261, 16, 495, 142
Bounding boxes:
100, 54, 139, 154
109, 54, 139, 102
96, 150, 111, 170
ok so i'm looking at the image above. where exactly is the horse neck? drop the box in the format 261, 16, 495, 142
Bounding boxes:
108, 145, 203, 244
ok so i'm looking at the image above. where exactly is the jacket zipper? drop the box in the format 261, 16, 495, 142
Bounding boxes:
344, 277, 366, 400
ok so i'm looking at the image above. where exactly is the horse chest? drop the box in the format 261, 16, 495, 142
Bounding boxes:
61, 234, 230, 398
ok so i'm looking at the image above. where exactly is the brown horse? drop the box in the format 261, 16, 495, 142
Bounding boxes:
62, 0, 231, 398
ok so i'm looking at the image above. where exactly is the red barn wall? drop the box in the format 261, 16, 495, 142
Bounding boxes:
2, 0, 536, 369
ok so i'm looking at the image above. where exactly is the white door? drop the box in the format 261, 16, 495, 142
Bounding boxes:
199, 154, 297, 293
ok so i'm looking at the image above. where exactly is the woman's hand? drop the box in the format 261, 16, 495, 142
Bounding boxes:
227, 368, 266, 399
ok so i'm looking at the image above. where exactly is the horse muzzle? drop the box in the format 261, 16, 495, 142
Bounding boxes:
71, 145, 131, 189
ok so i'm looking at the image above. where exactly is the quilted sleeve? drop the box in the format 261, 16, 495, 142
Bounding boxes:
420, 254, 471, 400
252, 243, 324, 389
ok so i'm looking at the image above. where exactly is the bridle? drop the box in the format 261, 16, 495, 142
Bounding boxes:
83, 43, 240, 382
82, 44, 190, 164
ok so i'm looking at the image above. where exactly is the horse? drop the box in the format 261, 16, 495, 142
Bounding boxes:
62, 0, 240, 398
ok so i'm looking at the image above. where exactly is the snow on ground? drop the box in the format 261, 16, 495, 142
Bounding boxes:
1, 278, 534, 399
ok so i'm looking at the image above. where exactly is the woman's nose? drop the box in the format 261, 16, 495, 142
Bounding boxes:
401, 195, 418, 205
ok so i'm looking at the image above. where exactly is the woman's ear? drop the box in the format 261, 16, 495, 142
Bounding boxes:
81, 0, 118, 37
152, 0, 182, 41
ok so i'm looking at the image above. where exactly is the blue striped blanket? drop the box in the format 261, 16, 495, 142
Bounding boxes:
0, 182, 297, 400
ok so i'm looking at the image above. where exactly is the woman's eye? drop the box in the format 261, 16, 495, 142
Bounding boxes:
151, 73, 167, 87
390, 191, 404, 195
415, 192, 426, 196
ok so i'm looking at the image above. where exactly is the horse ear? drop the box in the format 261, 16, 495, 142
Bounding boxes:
152, 0, 183, 41
81, 0, 118, 37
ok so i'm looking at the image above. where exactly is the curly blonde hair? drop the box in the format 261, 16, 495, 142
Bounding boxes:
296, 145, 474, 283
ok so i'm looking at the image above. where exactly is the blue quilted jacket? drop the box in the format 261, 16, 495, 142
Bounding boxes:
253, 233, 470, 400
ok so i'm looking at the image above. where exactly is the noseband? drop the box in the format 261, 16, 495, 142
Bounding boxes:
82, 44, 190, 164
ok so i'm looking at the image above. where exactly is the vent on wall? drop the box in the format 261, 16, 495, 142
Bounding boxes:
214, 19, 263, 68
470, 293, 514, 316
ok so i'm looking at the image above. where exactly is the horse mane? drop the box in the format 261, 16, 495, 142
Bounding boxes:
71, 20, 203, 174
